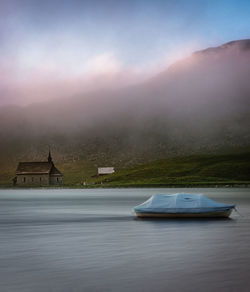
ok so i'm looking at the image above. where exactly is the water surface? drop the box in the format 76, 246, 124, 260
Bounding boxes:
0, 188, 249, 291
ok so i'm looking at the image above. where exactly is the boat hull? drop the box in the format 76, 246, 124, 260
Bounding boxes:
135, 209, 233, 218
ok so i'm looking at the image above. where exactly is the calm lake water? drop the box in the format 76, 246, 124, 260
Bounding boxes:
0, 188, 250, 292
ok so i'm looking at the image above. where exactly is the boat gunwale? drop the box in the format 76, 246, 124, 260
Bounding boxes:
135, 209, 233, 218
134, 206, 235, 213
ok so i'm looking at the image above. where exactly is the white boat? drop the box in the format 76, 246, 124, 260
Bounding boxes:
134, 193, 235, 218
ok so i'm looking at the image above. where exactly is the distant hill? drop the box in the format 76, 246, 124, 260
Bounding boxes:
0, 39, 250, 177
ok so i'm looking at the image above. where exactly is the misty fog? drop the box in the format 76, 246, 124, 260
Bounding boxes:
0, 40, 250, 166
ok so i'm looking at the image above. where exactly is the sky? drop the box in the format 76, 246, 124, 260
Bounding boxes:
0, 0, 250, 105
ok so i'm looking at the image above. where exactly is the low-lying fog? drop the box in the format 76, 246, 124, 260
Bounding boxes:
0, 40, 250, 164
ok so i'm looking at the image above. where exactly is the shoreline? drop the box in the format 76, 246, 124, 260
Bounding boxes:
0, 183, 250, 189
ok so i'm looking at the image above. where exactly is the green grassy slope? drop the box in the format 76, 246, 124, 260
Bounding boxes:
92, 152, 250, 187
1, 152, 250, 187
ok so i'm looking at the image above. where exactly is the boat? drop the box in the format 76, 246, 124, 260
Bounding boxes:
134, 193, 235, 218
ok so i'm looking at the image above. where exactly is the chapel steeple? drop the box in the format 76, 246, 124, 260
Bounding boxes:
48, 149, 52, 163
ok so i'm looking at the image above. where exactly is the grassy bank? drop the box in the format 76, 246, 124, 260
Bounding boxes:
91, 152, 250, 187
1, 152, 250, 188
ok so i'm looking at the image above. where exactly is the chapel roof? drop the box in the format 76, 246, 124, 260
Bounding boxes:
16, 162, 53, 174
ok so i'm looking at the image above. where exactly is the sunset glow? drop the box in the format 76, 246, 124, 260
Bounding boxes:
0, 0, 250, 105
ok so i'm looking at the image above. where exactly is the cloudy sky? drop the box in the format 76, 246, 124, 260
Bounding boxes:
0, 0, 250, 105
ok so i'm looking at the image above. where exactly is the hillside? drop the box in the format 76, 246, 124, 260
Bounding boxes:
0, 39, 250, 175
91, 152, 250, 187
1, 151, 249, 187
